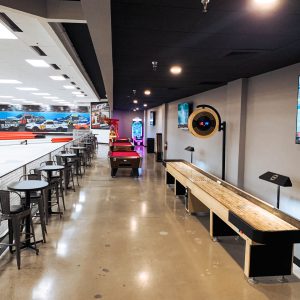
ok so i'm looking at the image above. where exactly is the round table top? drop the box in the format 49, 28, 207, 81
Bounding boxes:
56, 153, 77, 158
8, 180, 49, 192
39, 165, 65, 171
70, 146, 86, 150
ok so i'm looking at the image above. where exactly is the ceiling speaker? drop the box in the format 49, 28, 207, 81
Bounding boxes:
188, 107, 220, 138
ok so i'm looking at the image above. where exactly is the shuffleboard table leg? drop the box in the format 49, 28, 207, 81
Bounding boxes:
166, 172, 175, 185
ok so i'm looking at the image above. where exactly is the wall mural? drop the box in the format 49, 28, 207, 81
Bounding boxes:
0, 104, 90, 132
91, 102, 110, 129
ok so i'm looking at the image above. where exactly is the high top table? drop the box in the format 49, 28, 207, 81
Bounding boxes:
7, 180, 49, 249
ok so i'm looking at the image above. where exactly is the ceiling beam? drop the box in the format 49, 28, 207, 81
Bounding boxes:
81, 0, 113, 109
0, 0, 84, 22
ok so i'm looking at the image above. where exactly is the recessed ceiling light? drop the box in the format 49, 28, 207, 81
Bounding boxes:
12, 98, 26, 101
136, 107, 139, 111
143, 104, 148, 107
25, 59, 50, 68
144, 90, 151, 96
133, 99, 138, 104
253, 0, 278, 8
63, 85, 76, 90
170, 65, 182, 75
43, 96, 58, 99
32, 93, 50, 96
133, 109, 136, 112
16, 87, 39, 91
0, 23, 17, 39
72, 91, 82, 95
49, 75, 66, 81
76, 95, 85, 98
0, 96, 13, 98
0, 79, 22, 84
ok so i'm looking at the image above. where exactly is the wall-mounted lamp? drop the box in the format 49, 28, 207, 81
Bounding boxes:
184, 146, 195, 163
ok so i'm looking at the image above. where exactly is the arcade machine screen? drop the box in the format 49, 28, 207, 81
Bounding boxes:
132, 118, 143, 145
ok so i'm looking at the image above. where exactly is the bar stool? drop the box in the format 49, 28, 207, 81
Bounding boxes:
61, 151, 80, 186
31, 168, 62, 222
19, 174, 47, 243
40, 161, 65, 210
0, 190, 38, 269
55, 155, 76, 192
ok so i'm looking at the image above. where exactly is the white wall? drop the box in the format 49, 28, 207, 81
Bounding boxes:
146, 63, 300, 260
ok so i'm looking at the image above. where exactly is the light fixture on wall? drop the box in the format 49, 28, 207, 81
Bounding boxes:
201, 0, 210, 13
143, 104, 148, 107
144, 90, 151, 96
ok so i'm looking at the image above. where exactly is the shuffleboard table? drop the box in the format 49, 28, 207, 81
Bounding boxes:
165, 160, 300, 281
109, 141, 134, 152
109, 151, 141, 177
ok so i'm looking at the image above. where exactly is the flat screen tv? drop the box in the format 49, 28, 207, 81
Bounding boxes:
178, 103, 191, 129
296, 76, 300, 143
150, 111, 156, 126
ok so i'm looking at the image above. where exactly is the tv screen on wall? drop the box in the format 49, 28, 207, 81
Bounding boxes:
150, 111, 156, 126
296, 76, 300, 144
178, 103, 191, 128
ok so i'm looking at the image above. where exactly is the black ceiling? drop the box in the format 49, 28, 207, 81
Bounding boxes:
111, 0, 300, 110
61, 1, 300, 110
62, 23, 106, 99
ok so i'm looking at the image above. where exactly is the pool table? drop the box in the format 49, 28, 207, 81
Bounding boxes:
109, 141, 134, 152
109, 151, 141, 177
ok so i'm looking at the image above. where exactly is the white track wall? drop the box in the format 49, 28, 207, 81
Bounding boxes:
146, 62, 300, 260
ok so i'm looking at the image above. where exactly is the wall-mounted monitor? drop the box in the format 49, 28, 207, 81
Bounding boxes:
178, 102, 192, 129
150, 111, 156, 126
296, 76, 300, 144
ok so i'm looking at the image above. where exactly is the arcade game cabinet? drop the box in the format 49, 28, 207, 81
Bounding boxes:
132, 118, 143, 145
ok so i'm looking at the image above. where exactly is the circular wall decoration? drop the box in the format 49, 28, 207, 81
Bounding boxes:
188, 107, 220, 138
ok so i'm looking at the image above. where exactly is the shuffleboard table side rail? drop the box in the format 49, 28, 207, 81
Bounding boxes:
165, 160, 300, 230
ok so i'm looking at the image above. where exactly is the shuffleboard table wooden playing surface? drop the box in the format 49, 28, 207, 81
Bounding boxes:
165, 160, 300, 281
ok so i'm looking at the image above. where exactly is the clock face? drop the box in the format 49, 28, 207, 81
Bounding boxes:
188, 107, 219, 138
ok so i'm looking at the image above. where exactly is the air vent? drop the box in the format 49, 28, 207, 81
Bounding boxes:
71, 82, 76, 85
199, 81, 225, 85
51, 64, 61, 70
30, 46, 47, 56
224, 50, 262, 57
0, 13, 22, 32
62, 74, 70, 79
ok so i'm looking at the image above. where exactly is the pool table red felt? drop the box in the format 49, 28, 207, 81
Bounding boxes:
109, 151, 141, 177
110, 151, 140, 158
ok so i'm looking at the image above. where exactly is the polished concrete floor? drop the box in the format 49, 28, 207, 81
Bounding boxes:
1, 145, 300, 300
